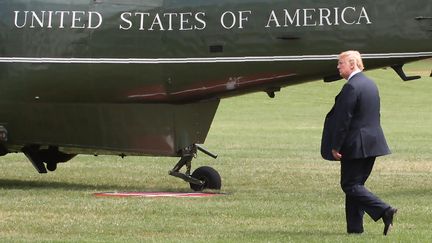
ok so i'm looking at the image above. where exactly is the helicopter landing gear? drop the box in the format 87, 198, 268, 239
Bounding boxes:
22, 145, 76, 173
169, 144, 221, 191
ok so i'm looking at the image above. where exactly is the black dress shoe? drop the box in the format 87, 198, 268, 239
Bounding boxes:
382, 207, 398, 235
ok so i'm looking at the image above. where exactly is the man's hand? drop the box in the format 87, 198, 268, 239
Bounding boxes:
332, 149, 342, 160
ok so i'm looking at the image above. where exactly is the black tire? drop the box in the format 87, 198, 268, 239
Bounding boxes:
46, 162, 57, 172
190, 166, 222, 191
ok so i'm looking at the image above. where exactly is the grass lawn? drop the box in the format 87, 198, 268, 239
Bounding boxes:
0, 59, 431, 242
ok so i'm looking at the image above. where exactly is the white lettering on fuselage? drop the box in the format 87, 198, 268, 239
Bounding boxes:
220, 11, 252, 29
119, 12, 206, 31
265, 7, 372, 28
12, 6, 372, 31
14, 10, 102, 29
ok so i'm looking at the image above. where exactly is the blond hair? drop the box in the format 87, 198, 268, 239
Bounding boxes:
339, 50, 365, 71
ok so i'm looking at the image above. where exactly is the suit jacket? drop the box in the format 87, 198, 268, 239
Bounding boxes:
321, 72, 391, 160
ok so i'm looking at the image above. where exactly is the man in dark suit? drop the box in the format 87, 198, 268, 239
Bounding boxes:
321, 50, 397, 235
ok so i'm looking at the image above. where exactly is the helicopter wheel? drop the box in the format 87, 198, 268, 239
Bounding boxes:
46, 162, 57, 172
190, 166, 221, 191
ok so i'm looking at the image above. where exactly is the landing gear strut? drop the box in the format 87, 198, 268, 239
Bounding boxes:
169, 144, 221, 191
22, 145, 76, 173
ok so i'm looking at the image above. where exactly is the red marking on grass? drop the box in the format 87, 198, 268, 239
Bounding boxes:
94, 192, 223, 198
